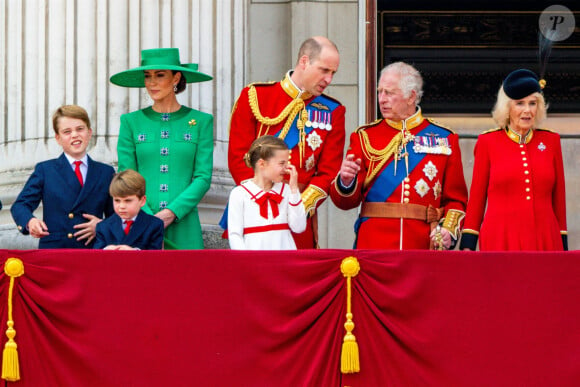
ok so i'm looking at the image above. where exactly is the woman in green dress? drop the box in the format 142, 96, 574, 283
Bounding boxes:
110, 48, 213, 249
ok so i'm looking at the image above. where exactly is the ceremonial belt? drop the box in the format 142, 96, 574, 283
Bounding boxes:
244, 223, 290, 235
360, 202, 444, 224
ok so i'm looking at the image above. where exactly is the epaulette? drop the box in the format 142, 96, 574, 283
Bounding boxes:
426, 118, 456, 134
247, 81, 277, 88
355, 119, 382, 133
481, 127, 503, 135
320, 92, 343, 106
535, 127, 556, 133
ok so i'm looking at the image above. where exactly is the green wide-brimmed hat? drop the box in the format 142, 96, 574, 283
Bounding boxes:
110, 48, 212, 87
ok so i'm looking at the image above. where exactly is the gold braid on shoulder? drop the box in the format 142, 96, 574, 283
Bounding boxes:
359, 130, 402, 188
248, 85, 308, 166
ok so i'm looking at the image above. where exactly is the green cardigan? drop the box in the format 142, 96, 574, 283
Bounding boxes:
117, 106, 213, 249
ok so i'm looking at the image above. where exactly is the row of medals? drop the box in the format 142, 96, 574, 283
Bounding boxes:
304, 110, 332, 131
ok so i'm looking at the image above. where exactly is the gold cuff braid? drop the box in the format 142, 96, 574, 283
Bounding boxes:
442, 209, 465, 240
301, 185, 327, 215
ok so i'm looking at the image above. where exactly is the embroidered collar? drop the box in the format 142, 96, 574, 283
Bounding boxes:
280, 71, 312, 101
385, 107, 424, 130
505, 126, 534, 144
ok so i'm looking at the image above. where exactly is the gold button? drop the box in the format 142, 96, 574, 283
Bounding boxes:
524, 170, 529, 175
523, 163, 528, 167
519, 144, 524, 148
522, 157, 527, 161
521, 151, 526, 155
525, 179, 530, 183
526, 188, 530, 192
403, 198, 410, 203
68, 213, 74, 219
404, 177, 410, 183
526, 196, 531, 200
404, 184, 410, 189
404, 191, 410, 197
67, 233, 73, 239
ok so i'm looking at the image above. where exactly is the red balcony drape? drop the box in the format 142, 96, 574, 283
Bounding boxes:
0, 249, 578, 386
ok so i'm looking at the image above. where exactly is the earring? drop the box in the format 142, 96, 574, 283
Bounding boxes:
173, 84, 178, 93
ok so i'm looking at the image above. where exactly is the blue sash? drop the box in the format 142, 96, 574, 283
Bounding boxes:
354, 122, 451, 239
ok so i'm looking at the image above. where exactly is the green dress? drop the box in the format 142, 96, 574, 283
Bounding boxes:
117, 106, 213, 249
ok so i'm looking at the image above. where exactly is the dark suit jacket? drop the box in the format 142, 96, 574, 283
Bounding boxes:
94, 211, 164, 250
11, 153, 115, 248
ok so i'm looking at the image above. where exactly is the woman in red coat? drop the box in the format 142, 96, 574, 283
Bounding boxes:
460, 69, 568, 251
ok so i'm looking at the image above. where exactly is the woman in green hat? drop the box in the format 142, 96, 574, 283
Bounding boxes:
111, 48, 213, 249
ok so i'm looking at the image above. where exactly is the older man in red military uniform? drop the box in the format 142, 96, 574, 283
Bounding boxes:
330, 62, 467, 250
227, 36, 345, 249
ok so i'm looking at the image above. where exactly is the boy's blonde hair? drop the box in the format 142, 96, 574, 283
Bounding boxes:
244, 135, 288, 169
109, 169, 146, 198
52, 105, 91, 135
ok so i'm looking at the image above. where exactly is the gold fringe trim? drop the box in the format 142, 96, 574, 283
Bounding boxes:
340, 256, 360, 374
2, 258, 24, 382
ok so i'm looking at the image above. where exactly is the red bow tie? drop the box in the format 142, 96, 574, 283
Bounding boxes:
254, 191, 283, 219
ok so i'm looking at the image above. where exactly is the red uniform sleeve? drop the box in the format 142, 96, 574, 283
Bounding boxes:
330, 130, 366, 210
228, 87, 257, 185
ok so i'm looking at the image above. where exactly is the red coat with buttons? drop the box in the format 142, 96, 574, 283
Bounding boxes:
461, 128, 567, 251
330, 115, 468, 249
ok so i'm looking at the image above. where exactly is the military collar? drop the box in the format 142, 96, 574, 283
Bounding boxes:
505, 126, 534, 144
280, 71, 313, 100
385, 107, 423, 130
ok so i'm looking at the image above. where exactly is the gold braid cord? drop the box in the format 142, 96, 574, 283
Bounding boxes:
359, 130, 402, 188
2, 258, 24, 382
248, 85, 307, 166
340, 256, 360, 374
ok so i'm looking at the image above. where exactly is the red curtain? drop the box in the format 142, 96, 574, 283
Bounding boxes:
0, 249, 578, 386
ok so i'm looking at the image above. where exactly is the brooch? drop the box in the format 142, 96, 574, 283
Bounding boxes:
538, 142, 546, 151
189, 119, 197, 126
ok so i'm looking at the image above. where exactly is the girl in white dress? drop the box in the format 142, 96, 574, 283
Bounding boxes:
228, 136, 306, 250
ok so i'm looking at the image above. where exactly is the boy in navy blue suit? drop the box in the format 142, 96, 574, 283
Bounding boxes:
11, 105, 115, 248
94, 169, 164, 250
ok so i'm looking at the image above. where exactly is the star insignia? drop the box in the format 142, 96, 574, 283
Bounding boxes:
306, 131, 322, 151
433, 180, 442, 200
414, 178, 430, 198
423, 161, 438, 181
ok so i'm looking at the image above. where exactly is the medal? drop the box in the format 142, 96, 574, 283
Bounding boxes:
325, 112, 332, 130
312, 111, 319, 129
305, 110, 312, 127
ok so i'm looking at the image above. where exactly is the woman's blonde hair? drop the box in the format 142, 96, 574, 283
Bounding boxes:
491, 86, 547, 128
244, 135, 288, 169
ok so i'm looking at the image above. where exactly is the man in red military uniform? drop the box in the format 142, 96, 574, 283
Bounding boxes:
228, 36, 345, 248
330, 62, 467, 250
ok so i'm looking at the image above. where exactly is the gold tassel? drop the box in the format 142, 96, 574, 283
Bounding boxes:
340, 256, 360, 374
2, 258, 24, 382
